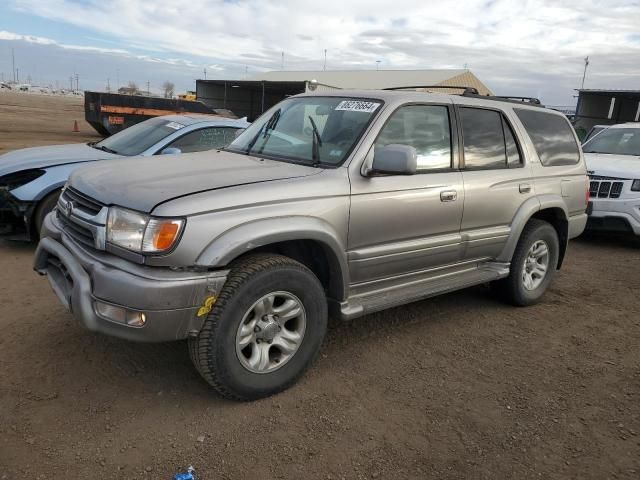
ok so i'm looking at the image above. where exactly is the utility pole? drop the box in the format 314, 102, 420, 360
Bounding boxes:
323, 49, 327, 71
376, 60, 381, 71
203, 67, 207, 80
581, 56, 590, 90
75, 73, 79, 92
69, 76, 73, 91
16, 68, 19, 83
11, 48, 15, 83
147, 80, 150, 95
281, 51, 285, 70
106, 78, 110, 92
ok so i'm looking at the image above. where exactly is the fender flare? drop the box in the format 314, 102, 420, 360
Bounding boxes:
497, 194, 569, 263
195, 216, 350, 301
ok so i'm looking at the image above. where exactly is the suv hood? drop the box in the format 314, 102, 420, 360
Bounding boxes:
585, 153, 640, 178
0, 143, 118, 177
69, 150, 321, 213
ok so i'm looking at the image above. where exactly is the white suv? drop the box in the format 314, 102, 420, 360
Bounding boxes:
583, 123, 640, 235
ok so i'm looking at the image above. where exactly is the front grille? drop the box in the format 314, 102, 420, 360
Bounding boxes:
62, 187, 104, 216
57, 212, 95, 247
589, 176, 625, 199
56, 188, 107, 249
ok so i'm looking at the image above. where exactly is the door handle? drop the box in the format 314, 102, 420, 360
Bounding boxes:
440, 190, 458, 202
519, 183, 532, 194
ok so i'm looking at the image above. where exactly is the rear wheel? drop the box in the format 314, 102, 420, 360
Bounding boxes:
493, 219, 560, 306
188, 253, 328, 401
33, 189, 61, 238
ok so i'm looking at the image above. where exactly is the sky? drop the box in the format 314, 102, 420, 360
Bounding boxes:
0, 0, 639, 105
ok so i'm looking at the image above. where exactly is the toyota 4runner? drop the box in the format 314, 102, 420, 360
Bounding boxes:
34, 89, 589, 400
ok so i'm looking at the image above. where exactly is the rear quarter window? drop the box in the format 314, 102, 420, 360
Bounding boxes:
514, 109, 580, 166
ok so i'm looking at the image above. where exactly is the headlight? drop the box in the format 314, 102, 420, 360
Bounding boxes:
0, 169, 46, 190
632, 180, 640, 192
106, 206, 184, 253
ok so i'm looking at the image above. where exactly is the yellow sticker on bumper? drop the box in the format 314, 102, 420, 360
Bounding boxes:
197, 295, 217, 317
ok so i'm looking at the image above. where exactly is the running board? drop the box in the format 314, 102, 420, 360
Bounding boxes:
337, 263, 509, 320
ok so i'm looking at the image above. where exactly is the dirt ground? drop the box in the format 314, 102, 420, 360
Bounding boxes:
0, 91, 100, 154
1, 93, 639, 479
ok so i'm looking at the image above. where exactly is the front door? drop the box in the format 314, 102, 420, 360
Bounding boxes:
348, 103, 464, 286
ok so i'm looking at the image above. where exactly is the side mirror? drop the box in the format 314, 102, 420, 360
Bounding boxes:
161, 147, 182, 155
370, 144, 417, 175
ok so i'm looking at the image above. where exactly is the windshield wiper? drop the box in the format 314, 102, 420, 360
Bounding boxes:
308, 115, 323, 163
245, 108, 281, 155
92, 144, 118, 154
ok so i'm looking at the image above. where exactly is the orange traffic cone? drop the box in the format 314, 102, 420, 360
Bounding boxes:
72, 120, 79, 132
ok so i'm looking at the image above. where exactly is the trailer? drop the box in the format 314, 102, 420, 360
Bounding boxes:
84, 91, 236, 136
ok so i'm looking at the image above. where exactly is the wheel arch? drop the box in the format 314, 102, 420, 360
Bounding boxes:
499, 195, 569, 268
195, 217, 349, 301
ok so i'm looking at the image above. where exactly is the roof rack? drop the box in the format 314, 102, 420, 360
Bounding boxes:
461, 92, 545, 107
383, 85, 479, 95
382, 85, 546, 108
490, 96, 541, 105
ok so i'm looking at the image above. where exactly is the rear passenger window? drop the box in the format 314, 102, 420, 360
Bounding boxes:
514, 109, 580, 166
375, 105, 452, 172
460, 108, 522, 169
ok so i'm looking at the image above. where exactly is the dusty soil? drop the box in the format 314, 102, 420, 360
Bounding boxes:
1, 93, 639, 479
0, 91, 100, 154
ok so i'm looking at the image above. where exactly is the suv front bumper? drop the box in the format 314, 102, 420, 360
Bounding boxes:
587, 196, 640, 235
34, 212, 228, 342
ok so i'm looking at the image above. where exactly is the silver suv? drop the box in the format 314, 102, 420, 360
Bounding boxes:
34, 89, 589, 400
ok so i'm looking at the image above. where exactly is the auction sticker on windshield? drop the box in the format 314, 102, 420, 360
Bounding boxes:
335, 100, 381, 113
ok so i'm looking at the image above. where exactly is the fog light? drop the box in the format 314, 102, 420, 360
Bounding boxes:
126, 312, 146, 327
95, 301, 126, 323
95, 301, 146, 327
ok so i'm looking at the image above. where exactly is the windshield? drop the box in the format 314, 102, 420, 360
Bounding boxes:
227, 96, 383, 166
94, 117, 186, 156
583, 127, 640, 156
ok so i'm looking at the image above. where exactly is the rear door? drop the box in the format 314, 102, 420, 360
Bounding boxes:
455, 104, 534, 261
348, 102, 464, 285
513, 108, 586, 218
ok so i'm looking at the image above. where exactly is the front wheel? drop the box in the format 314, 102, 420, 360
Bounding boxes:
188, 253, 328, 401
493, 219, 560, 306
33, 189, 61, 238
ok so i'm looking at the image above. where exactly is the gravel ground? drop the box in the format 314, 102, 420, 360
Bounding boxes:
1, 92, 639, 479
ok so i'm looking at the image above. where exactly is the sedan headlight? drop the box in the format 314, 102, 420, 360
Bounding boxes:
632, 180, 640, 192
107, 206, 184, 253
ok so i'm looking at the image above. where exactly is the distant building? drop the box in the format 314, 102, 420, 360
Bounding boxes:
196, 68, 492, 120
251, 69, 493, 95
574, 89, 640, 135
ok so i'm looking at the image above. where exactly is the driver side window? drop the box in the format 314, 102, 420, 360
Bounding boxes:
375, 105, 452, 172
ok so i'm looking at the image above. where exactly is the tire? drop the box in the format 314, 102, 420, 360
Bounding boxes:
493, 219, 560, 306
33, 190, 61, 238
188, 253, 328, 401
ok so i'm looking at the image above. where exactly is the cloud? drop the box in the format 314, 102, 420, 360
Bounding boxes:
2, 0, 640, 104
